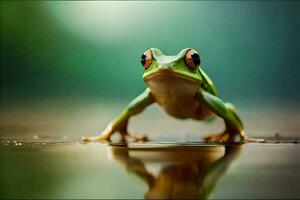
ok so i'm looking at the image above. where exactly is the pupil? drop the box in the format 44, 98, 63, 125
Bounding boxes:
141, 54, 146, 65
191, 53, 200, 66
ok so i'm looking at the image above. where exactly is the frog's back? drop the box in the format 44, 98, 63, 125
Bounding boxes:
144, 71, 213, 120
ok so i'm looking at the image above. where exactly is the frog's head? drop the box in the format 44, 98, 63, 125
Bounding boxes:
141, 48, 202, 84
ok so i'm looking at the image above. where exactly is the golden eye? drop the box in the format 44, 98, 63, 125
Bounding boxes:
141, 49, 153, 69
184, 49, 201, 70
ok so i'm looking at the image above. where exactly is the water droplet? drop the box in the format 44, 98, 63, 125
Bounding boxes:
33, 135, 39, 140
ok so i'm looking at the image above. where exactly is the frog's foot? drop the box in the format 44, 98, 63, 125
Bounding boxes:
123, 134, 148, 142
205, 132, 236, 143
81, 133, 111, 143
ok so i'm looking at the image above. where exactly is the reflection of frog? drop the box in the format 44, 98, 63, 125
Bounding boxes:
83, 48, 263, 143
109, 144, 241, 199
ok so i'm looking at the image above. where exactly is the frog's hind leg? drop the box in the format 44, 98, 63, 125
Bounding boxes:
82, 88, 154, 143
82, 116, 149, 143
81, 119, 128, 142
119, 119, 149, 142
225, 103, 265, 143
210, 103, 245, 142
198, 90, 264, 143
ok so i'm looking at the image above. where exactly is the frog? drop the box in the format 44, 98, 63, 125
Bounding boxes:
82, 48, 264, 143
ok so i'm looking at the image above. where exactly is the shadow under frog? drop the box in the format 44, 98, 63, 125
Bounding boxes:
107, 143, 242, 199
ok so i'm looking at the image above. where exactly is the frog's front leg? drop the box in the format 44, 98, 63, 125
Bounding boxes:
82, 88, 155, 142
198, 90, 264, 143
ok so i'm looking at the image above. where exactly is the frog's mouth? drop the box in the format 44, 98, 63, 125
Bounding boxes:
143, 69, 199, 84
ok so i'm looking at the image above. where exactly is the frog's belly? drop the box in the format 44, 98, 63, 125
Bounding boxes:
144, 71, 213, 119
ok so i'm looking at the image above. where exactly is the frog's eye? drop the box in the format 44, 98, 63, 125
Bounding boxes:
184, 49, 201, 70
141, 49, 153, 69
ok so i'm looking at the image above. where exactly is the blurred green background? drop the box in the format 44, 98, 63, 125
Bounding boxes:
1, 1, 300, 141
1, 1, 299, 105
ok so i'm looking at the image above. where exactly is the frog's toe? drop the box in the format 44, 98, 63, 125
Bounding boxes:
81, 135, 110, 143
125, 134, 148, 142
205, 133, 235, 143
81, 136, 96, 142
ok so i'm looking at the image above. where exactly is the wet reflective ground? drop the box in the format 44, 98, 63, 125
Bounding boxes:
1, 103, 300, 198
1, 141, 299, 199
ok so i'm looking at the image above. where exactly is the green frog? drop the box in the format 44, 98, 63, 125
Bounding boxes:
82, 48, 263, 143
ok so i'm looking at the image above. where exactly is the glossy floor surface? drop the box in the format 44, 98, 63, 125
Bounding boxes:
1, 141, 299, 199
1, 102, 300, 199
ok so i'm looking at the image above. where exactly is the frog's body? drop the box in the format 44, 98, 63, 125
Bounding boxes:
82, 48, 264, 143
144, 70, 212, 120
